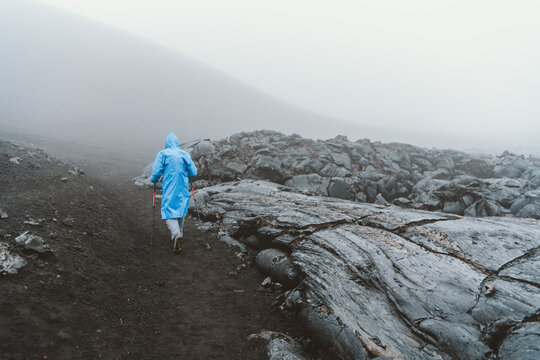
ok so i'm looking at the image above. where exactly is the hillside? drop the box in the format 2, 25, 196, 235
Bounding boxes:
0, 0, 338, 160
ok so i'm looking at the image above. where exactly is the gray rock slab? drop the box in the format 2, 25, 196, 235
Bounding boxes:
200, 180, 540, 359
402, 217, 540, 271
498, 322, 540, 360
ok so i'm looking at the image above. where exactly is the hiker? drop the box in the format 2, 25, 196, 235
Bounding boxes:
151, 132, 197, 252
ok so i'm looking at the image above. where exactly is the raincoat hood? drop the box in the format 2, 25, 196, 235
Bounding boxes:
165, 132, 180, 149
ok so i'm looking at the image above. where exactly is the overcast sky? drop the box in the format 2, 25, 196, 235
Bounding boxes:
35, 0, 539, 149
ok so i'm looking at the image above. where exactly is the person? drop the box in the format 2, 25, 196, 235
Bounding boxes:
151, 132, 197, 252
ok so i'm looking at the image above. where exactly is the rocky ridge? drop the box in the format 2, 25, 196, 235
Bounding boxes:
175, 130, 540, 219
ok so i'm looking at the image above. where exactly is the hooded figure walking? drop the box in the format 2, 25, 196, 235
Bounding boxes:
151, 132, 197, 252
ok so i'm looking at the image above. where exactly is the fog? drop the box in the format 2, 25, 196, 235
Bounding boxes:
1, 0, 539, 159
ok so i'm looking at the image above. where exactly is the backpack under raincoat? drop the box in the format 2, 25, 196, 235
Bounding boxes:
151, 132, 197, 219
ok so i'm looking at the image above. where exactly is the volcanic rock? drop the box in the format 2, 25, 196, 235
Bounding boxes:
194, 180, 540, 359
0, 242, 27, 274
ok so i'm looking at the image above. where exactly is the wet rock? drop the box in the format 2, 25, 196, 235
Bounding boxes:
498, 322, 540, 360
300, 305, 368, 360
15, 231, 47, 252
248, 331, 308, 360
285, 174, 330, 196
356, 192, 367, 202
510, 196, 532, 214
256, 249, 299, 288
456, 159, 494, 178
374, 193, 389, 206
225, 161, 247, 174
217, 231, 246, 252
331, 152, 351, 170
0, 242, 27, 274
328, 178, 354, 200
192, 140, 215, 157
252, 156, 284, 183
364, 182, 378, 201
443, 201, 464, 215
200, 180, 540, 359
267, 337, 307, 360
516, 203, 540, 219
320, 163, 351, 177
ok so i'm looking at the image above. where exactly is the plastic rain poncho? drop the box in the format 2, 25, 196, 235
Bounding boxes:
151, 132, 197, 219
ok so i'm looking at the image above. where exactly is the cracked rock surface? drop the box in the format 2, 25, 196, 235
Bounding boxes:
194, 180, 540, 359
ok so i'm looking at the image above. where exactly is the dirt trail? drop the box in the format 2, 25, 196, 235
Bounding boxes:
0, 140, 304, 359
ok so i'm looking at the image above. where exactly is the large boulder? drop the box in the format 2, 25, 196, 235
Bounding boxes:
285, 174, 330, 196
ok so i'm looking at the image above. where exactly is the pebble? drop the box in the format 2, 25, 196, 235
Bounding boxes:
62, 217, 74, 227
9, 157, 21, 165
57, 330, 71, 340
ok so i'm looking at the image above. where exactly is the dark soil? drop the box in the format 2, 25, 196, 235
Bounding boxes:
0, 140, 306, 359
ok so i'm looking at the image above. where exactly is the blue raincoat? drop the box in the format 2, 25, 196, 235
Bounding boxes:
151, 133, 197, 219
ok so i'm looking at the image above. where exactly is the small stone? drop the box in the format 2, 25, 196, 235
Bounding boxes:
60, 177, 68, 182
0, 209, 7, 219
15, 232, 46, 252
68, 167, 85, 176
485, 282, 496, 297
62, 217, 74, 227
236, 263, 247, 271
23, 217, 41, 226
9, 157, 21, 165
57, 330, 71, 340
375, 193, 390, 206
261, 276, 272, 287
204, 243, 211, 250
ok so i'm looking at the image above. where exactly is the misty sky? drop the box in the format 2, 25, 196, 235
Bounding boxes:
26, 0, 540, 149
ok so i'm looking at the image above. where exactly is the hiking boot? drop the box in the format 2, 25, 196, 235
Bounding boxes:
173, 235, 182, 253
